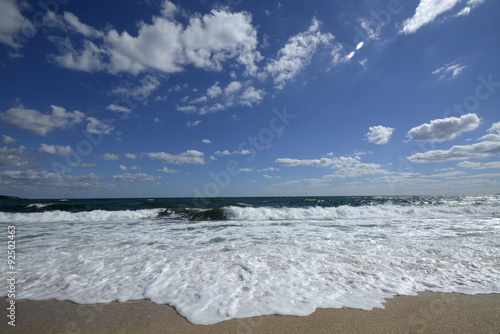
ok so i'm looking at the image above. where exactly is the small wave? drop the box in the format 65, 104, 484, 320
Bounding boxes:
158, 208, 227, 221
0, 209, 162, 223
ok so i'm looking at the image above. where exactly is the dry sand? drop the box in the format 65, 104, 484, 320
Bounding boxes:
1, 292, 499, 333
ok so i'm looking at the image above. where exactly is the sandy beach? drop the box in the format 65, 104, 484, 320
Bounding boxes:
1, 292, 499, 333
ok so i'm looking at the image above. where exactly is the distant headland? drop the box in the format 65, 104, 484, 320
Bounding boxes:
0, 195, 22, 200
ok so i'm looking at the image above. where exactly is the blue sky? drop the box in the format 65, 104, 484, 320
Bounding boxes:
0, 0, 499, 198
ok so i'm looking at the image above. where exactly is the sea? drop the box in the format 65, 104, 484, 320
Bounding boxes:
1, 195, 499, 325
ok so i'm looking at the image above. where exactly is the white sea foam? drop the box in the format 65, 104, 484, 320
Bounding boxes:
1, 199, 499, 325
0, 208, 162, 223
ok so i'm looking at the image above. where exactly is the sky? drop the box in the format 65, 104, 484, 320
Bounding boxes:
0, 0, 499, 199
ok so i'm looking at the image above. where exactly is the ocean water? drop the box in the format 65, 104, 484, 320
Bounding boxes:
1, 195, 499, 325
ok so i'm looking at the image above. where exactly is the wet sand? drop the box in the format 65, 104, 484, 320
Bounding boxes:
1, 292, 499, 333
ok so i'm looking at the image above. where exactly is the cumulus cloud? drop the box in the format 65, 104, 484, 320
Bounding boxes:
2, 135, 17, 144
202, 139, 212, 144
0, 104, 85, 136
275, 155, 390, 179
0, 0, 32, 48
146, 150, 205, 165
125, 153, 137, 159
407, 113, 480, 142
38, 143, 72, 156
47, 4, 262, 75
407, 141, 500, 163
0, 170, 100, 190
365, 125, 394, 145
112, 173, 157, 182
0, 145, 28, 168
265, 18, 334, 90
157, 167, 180, 174
101, 153, 119, 161
86, 117, 114, 135
106, 104, 132, 113
457, 160, 500, 169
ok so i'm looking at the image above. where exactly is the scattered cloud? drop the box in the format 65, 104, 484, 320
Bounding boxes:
38, 143, 72, 157
407, 113, 480, 142
400, 0, 461, 34
0, 145, 28, 168
101, 153, 120, 161
0, 104, 85, 136
47, 5, 262, 75
202, 139, 212, 144
457, 160, 500, 169
2, 135, 17, 144
146, 150, 205, 165
432, 62, 467, 80
265, 18, 334, 90
86, 117, 114, 135
365, 125, 394, 145
157, 167, 180, 173
0, 0, 33, 49
276, 154, 391, 179
240, 168, 254, 172
0, 170, 101, 190
187, 120, 202, 127
125, 153, 137, 159
407, 141, 500, 163
400, 0, 486, 34
112, 173, 157, 182
106, 104, 132, 113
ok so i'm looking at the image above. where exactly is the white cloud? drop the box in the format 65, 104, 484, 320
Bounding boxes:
407, 141, 500, 163
202, 139, 212, 144
432, 62, 467, 80
365, 125, 394, 145
0, 104, 85, 136
177, 105, 197, 113
400, 0, 460, 34
214, 150, 231, 156
48, 6, 262, 76
146, 150, 205, 165
38, 143, 72, 157
207, 82, 222, 98
111, 75, 161, 101
106, 104, 132, 113
112, 173, 157, 182
240, 168, 254, 172
478, 121, 500, 141
275, 154, 391, 179
407, 113, 480, 142
265, 18, 334, 89
187, 120, 202, 127
118, 165, 128, 171
0, 145, 28, 168
125, 153, 137, 159
86, 117, 114, 135
157, 167, 180, 174
258, 167, 280, 172
101, 153, 119, 161
457, 160, 500, 169
224, 81, 243, 95
263, 174, 281, 179
2, 135, 17, 144
0, 0, 32, 48
0, 170, 100, 190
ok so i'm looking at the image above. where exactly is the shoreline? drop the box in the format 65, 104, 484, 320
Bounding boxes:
1, 292, 499, 333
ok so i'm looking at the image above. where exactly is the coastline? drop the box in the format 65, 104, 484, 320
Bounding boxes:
2, 292, 499, 333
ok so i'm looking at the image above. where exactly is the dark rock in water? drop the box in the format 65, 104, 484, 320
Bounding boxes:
0, 195, 22, 200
